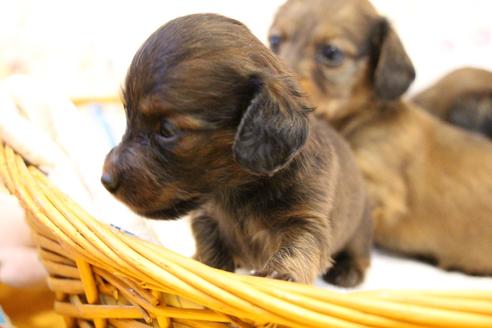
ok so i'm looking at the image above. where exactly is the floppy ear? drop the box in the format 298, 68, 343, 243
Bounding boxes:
448, 91, 492, 137
233, 76, 311, 176
372, 19, 415, 100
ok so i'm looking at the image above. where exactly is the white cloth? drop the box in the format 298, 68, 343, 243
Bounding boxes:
0, 75, 160, 243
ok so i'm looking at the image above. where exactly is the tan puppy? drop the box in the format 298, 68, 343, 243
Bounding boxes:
413, 67, 492, 138
270, 0, 492, 274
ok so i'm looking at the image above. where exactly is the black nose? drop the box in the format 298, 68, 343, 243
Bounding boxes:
101, 172, 120, 193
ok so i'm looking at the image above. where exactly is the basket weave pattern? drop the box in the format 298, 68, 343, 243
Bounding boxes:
1, 141, 492, 328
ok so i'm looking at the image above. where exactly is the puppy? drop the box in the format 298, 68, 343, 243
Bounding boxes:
270, 0, 492, 274
413, 67, 492, 138
101, 14, 371, 286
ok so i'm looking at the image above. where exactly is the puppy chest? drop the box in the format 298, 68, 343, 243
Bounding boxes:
217, 214, 282, 269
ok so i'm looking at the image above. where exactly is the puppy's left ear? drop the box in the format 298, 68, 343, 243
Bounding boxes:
372, 19, 416, 101
233, 75, 311, 176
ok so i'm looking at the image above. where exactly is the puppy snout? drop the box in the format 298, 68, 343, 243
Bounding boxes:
101, 171, 120, 193
102, 147, 123, 193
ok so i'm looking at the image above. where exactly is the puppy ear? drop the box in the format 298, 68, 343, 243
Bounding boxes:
448, 92, 492, 136
233, 76, 311, 176
372, 19, 415, 100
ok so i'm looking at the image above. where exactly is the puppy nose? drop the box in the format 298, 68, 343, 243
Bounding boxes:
101, 172, 120, 193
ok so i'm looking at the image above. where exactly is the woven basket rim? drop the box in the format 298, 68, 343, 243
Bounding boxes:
1, 140, 491, 328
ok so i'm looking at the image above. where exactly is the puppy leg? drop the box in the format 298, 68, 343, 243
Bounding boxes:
255, 221, 329, 284
323, 205, 372, 287
191, 213, 235, 272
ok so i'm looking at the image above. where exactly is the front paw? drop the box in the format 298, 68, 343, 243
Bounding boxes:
252, 270, 296, 282
193, 253, 235, 272
322, 258, 365, 288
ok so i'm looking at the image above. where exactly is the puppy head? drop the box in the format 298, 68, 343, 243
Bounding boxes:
269, 0, 415, 122
102, 14, 311, 219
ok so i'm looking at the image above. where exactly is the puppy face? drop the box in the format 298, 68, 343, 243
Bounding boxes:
269, 0, 415, 122
102, 14, 311, 219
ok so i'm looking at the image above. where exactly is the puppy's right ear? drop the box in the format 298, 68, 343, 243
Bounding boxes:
371, 19, 416, 101
233, 75, 311, 176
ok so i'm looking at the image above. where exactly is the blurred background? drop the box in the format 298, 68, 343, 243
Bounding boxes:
1, 1, 492, 327
1, 0, 492, 99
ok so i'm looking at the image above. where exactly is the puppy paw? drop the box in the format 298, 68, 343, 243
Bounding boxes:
193, 254, 235, 272
252, 270, 296, 282
322, 258, 364, 288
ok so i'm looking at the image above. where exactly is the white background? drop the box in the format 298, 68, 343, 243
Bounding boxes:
1, 0, 492, 97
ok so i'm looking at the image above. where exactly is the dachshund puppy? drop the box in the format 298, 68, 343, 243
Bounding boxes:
101, 14, 371, 286
413, 67, 492, 139
270, 0, 492, 275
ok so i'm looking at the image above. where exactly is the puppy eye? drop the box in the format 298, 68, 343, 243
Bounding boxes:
269, 35, 282, 53
158, 120, 180, 143
319, 44, 345, 67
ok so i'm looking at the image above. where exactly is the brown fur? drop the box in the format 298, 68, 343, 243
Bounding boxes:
101, 14, 371, 285
413, 67, 492, 138
271, 0, 492, 274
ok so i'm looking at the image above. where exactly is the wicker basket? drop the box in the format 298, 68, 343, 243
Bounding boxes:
1, 141, 491, 328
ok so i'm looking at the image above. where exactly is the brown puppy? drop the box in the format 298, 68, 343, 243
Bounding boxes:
270, 0, 492, 274
413, 67, 492, 138
101, 14, 371, 285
